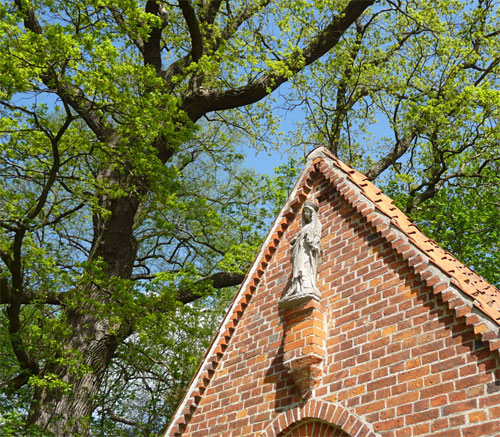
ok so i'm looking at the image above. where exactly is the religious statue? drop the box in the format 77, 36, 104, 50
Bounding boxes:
280, 201, 322, 308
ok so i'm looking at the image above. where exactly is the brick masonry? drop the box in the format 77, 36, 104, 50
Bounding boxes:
282, 299, 327, 400
165, 148, 500, 437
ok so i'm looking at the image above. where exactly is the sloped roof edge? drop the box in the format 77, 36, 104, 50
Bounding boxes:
164, 146, 500, 436
164, 149, 317, 436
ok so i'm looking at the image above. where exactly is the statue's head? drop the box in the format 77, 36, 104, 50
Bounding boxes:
302, 201, 319, 224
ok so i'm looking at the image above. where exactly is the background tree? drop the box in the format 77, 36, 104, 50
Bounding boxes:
0, 0, 374, 434
283, 0, 500, 283
0, 0, 499, 435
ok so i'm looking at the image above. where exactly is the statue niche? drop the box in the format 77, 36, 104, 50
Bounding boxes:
280, 201, 322, 309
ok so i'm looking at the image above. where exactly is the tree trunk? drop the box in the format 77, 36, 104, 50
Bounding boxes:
26, 187, 140, 435
26, 317, 117, 436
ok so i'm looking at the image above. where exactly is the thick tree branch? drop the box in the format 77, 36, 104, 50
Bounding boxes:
365, 131, 417, 180
6, 300, 39, 379
200, 0, 223, 25
161, 56, 191, 90
0, 288, 65, 305
144, 1, 163, 73
55, 82, 116, 144
0, 273, 12, 305
0, 372, 30, 390
13, 0, 42, 33
474, 55, 500, 86
176, 271, 245, 304
208, 271, 245, 288
178, 0, 204, 62
181, 0, 375, 121
132, 270, 244, 303
163, 0, 269, 90
109, 413, 142, 428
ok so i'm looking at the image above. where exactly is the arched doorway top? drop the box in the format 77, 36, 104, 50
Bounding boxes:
279, 419, 350, 436
260, 400, 379, 437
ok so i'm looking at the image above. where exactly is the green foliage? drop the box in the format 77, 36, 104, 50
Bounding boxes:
92, 290, 233, 436
264, 157, 302, 216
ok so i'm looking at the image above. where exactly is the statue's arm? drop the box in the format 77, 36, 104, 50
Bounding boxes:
305, 232, 320, 251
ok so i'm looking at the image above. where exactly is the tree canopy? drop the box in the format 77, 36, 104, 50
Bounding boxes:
0, 0, 499, 435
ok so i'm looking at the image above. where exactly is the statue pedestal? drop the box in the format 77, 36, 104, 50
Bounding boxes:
281, 298, 326, 400
279, 290, 320, 310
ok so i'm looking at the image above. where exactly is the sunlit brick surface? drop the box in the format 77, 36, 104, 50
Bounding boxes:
168, 150, 500, 437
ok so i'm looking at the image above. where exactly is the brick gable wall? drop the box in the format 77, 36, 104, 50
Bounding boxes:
175, 171, 500, 437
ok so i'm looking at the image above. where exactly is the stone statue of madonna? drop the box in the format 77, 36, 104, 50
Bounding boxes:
280, 201, 322, 308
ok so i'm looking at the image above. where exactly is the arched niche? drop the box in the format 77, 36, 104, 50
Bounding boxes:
278, 419, 350, 436
260, 400, 378, 437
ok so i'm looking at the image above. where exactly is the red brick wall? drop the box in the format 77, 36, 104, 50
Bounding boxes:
180, 174, 500, 436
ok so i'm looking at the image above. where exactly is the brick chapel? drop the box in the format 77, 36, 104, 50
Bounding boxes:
165, 147, 500, 436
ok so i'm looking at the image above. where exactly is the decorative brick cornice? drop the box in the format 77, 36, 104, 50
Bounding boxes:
165, 146, 500, 436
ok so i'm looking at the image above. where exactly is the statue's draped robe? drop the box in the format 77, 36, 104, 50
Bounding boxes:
287, 219, 321, 297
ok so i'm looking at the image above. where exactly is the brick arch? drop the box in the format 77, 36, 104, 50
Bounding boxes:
260, 400, 378, 437
279, 419, 350, 436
